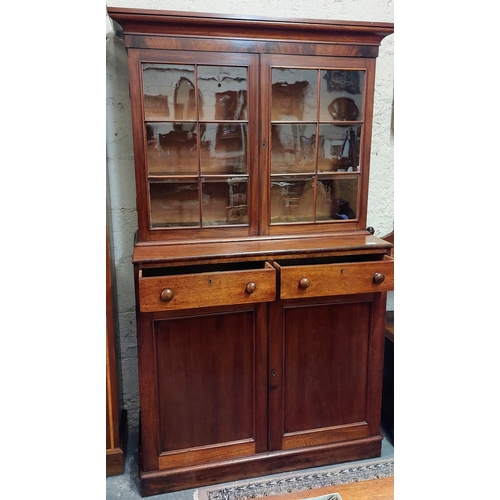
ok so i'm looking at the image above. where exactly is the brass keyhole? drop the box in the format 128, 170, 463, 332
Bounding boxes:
208, 279, 213, 285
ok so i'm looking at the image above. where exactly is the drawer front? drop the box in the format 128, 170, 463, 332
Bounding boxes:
277, 256, 394, 299
139, 262, 276, 312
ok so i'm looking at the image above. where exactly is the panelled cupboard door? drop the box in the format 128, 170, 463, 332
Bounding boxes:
259, 54, 376, 236
127, 49, 260, 243
138, 303, 268, 472
268, 293, 386, 451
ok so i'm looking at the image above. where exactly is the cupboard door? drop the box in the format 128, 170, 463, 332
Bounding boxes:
260, 55, 376, 236
268, 293, 386, 451
138, 303, 268, 471
128, 49, 260, 242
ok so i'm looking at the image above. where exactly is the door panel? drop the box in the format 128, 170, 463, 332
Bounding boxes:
269, 294, 384, 451
156, 312, 254, 451
283, 301, 370, 432
128, 49, 260, 242
143, 303, 268, 469
259, 54, 375, 236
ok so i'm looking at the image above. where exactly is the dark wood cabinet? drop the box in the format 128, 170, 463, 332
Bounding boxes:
107, 7, 393, 496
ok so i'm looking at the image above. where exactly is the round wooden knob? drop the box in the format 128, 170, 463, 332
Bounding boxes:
160, 288, 174, 302
299, 278, 311, 289
246, 282, 257, 294
373, 273, 385, 284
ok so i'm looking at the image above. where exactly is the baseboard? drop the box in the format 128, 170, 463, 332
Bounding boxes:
140, 435, 382, 496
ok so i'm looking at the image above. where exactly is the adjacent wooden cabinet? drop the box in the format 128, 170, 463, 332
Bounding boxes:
107, 7, 394, 496
106, 226, 125, 476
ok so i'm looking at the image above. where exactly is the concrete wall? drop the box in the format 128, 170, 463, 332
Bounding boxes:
106, 0, 394, 431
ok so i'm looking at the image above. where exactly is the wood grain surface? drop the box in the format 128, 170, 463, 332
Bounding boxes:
253, 476, 393, 500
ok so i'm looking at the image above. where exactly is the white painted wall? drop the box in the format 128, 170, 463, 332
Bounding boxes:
106, 0, 394, 430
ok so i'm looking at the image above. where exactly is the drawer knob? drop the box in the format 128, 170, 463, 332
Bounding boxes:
160, 288, 174, 302
373, 272, 385, 284
299, 277, 311, 289
246, 282, 257, 294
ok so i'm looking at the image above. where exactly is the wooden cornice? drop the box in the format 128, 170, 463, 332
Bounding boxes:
107, 7, 394, 46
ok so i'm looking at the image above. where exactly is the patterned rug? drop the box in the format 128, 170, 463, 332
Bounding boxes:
196, 458, 394, 500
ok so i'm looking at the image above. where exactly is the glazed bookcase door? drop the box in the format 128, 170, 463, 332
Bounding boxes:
128, 49, 260, 242
260, 55, 376, 236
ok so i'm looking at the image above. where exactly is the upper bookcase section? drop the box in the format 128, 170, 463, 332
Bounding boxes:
107, 7, 393, 246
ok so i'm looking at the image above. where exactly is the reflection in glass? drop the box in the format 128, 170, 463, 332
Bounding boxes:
270, 177, 314, 223
271, 124, 317, 173
269, 174, 359, 224
142, 64, 171, 120
202, 178, 248, 226
316, 174, 358, 221
174, 75, 198, 120
144, 95, 170, 121
146, 122, 199, 175
331, 176, 357, 220
271, 69, 317, 121
142, 64, 197, 120
317, 125, 361, 172
320, 70, 364, 122
198, 66, 248, 121
150, 181, 200, 227
322, 70, 362, 94
200, 123, 247, 174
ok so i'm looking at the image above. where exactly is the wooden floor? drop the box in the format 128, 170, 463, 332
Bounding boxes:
256, 476, 394, 500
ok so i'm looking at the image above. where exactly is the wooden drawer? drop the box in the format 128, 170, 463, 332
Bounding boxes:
138, 261, 276, 312
275, 255, 394, 299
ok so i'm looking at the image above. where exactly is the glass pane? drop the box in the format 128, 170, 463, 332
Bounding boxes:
315, 178, 334, 221
317, 125, 361, 172
320, 70, 364, 122
270, 177, 314, 223
271, 69, 318, 121
317, 174, 358, 221
332, 176, 358, 220
142, 64, 197, 120
146, 122, 198, 175
142, 64, 171, 121
197, 66, 248, 121
200, 123, 247, 174
271, 124, 317, 174
149, 181, 200, 228
202, 178, 248, 226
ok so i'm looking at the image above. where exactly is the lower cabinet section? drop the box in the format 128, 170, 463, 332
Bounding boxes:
135, 255, 392, 496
